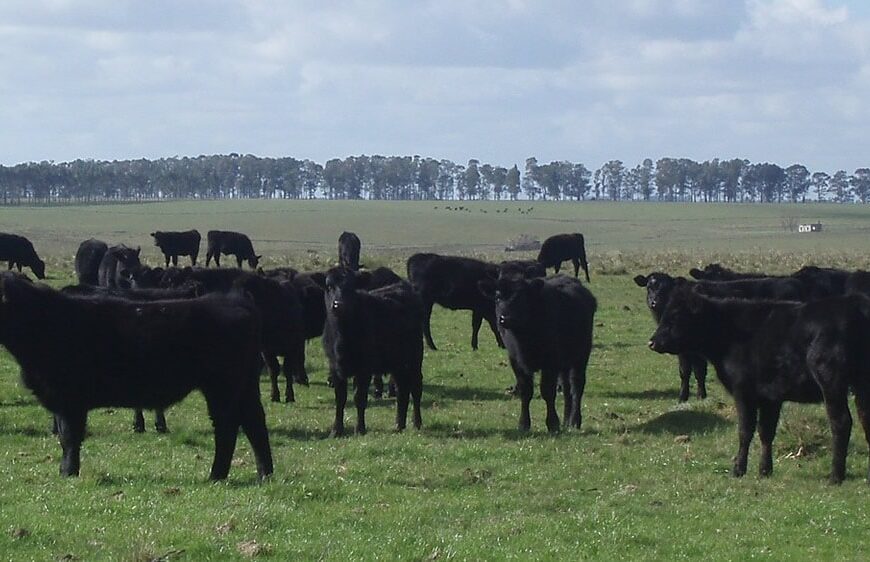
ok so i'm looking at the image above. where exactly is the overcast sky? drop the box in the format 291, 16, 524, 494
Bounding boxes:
1, 0, 868, 172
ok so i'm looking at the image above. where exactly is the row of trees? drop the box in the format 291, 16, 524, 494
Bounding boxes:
0, 154, 867, 204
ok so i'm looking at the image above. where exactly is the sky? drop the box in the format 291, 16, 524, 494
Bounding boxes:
1, 0, 868, 172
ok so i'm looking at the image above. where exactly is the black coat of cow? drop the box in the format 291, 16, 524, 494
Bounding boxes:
1, 273, 272, 480
97, 245, 141, 289
649, 286, 870, 484
74, 239, 109, 285
60, 283, 203, 434
480, 275, 596, 432
498, 259, 546, 279
338, 231, 362, 271
206, 230, 261, 269
537, 233, 590, 282
633, 273, 708, 402
322, 268, 424, 436
407, 253, 504, 351
0, 233, 46, 280
690, 263, 848, 299
151, 230, 201, 267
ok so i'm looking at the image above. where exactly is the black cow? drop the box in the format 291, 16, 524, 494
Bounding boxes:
258, 266, 299, 281
537, 233, 590, 282
1, 273, 272, 480
479, 275, 596, 432
357, 266, 402, 289
151, 230, 201, 267
0, 233, 46, 280
338, 231, 362, 271
128, 265, 166, 289
74, 239, 109, 285
206, 230, 261, 268
97, 245, 141, 289
234, 274, 307, 404
61, 283, 203, 433
649, 286, 870, 484
634, 273, 708, 402
322, 268, 424, 436
407, 253, 504, 351
160, 266, 248, 293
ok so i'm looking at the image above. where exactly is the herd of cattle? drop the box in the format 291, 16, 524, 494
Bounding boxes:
0, 227, 868, 486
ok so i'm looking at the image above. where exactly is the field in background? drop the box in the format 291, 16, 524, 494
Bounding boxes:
0, 201, 868, 560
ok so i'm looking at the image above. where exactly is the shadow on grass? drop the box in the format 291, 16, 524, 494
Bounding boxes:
600, 388, 681, 400
636, 410, 730, 435
424, 383, 510, 403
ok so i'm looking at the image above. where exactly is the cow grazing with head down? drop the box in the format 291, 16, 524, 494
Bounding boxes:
322, 267, 424, 436
97, 245, 141, 289
151, 229, 201, 267
406, 253, 504, 351
537, 233, 590, 282
338, 231, 362, 271
634, 272, 708, 402
479, 275, 596, 432
1, 272, 272, 480
0, 233, 46, 280
690, 263, 848, 300
206, 230, 261, 269
649, 285, 870, 484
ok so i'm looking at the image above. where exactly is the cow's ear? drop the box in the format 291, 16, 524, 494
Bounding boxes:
150, 232, 157, 237
633, 274, 648, 287
478, 278, 496, 299
135, 246, 141, 256
256, 255, 263, 260
688, 268, 703, 280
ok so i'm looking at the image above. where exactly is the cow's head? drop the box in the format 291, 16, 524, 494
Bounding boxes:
479, 276, 544, 330
633, 272, 684, 315
31, 258, 46, 280
324, 267, 360, 316
689, 263, 728, 280
247, 254, 262, 269
648, 285, 707, 355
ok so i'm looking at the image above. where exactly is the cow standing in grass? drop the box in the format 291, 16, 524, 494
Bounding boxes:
648, 286, 870, 483
322, 268, 424, 436
537, 233, 590, 282
406, 253, 504, 351
1, 273, 272, 480
0, 233, 46, 280
480, 275, 596, 432
151, 230, 201, 266
206, 230, 261, 269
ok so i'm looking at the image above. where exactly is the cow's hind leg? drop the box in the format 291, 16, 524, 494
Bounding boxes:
133, 409, 146, 433
354, 373, 371, 436
239, 392, 274, 480
265, 354, 282, 403
204, 396, 240, 481
571, 258, 580, 278
154, 409, 168, 433
512, 358, 533, 432
852, 385, 870, 482
823, 386, 852, 484
281, 356, 297, 403
694, 356, 708, 400
394, 374, 410, 432
411, 371, 423, 430
330, 376, 348, 437
677, 354, 692, 402
732, 392, 757, 477
471, 309, 483, 350
757, 399, 782, 477
56, 410, 87, 477
540, 370, 560, 433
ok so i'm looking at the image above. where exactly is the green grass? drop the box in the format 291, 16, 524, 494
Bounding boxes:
0, 201, 869, 560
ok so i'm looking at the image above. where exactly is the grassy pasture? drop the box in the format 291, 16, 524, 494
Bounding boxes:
0, 200, 869, 560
